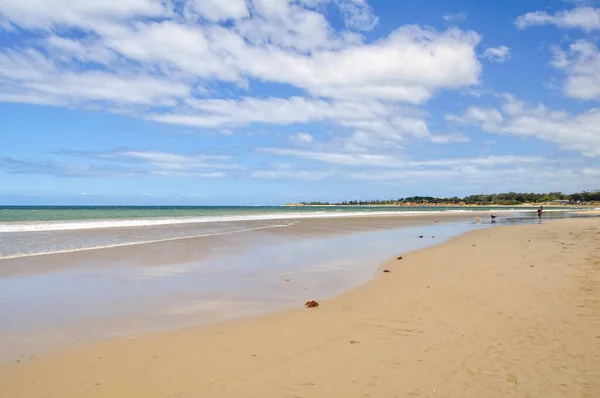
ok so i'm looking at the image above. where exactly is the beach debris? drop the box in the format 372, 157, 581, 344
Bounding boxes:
285, 278, 290, 282
431, 236, 435, 238
383, 269, 391, 273
530, 265, 534, 268
349, 340, 359, 344
305, 300, 319, 308
397, 256, 403, 260
419, 235, 424, 239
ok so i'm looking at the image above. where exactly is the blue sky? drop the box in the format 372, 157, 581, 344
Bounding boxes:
1, 0, 600, 205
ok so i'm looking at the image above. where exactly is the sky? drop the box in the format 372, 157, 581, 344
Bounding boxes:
1, 0, 600, 205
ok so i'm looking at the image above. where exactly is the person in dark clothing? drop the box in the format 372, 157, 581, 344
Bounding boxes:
537, 206, 543, 220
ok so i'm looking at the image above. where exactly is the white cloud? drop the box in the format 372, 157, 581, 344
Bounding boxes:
0, 0, 169, 30
430, 133, 470, 144
150, 94, 460, 153
335, 0, 378, 31
0, 1, 483, 111
515, 7, 600, 31
150, 96, 439, 150
0, 48, 190, 106
289, 133, 315, 143
446, 106, 504, 130
261, 145, 542, 169
551, 40, 600, 100
443, 12, 468, 23
260, 148, 401, 166
100, 150, 244, 171
482, 45, 511, 63
187, 0, 249, 22
448, 94, 600, 156
158, 96, 395, 127
236, 0, 349, 53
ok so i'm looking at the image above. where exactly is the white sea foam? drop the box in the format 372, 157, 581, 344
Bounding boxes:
0, 208, 540, 233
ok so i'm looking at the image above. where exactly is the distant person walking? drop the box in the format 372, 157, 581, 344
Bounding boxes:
537, 206, 543, 220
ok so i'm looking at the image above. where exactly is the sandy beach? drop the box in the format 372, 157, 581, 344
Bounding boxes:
1, 217, 599, 397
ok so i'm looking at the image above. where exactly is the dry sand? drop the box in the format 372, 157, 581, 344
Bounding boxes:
1, 218, 599, 397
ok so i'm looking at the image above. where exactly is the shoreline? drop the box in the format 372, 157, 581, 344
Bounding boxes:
1, 217, 599, 397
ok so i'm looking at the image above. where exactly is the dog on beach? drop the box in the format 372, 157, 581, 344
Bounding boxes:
491, 215, 497, 224
476, 217, 482, 224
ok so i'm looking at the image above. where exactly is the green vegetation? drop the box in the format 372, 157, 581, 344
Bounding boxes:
298, 190, 600, 206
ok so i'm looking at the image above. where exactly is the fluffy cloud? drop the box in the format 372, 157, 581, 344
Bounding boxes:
0, 1, 482, 113
551, 40, 600, 100
515, 6, 600, 31
334, 0, 378, 31
447, 94, 600, 156
446, 106, 504, 130
187, 0, 250, 22
0, 0, 169, 30
0, 48, 190, 107
482, 45, 511, 63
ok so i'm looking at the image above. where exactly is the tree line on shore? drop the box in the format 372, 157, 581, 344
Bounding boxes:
298, 190, 600, 206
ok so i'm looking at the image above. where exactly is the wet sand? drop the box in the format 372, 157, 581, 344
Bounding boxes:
1, 217, 599, 397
